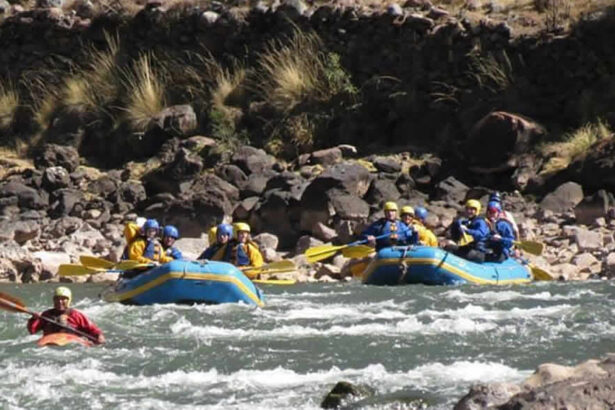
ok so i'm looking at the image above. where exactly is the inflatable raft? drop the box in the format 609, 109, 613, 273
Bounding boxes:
100, 260, 265, 307
362, 246, 532, 286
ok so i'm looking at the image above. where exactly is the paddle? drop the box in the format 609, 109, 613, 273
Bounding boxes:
253, 279, 297, 285
58, 264, 100, 277
79, 255, 114, 269
305, 233, 391, 264
241, 260, 297, 279
528, 264, 554, 281
514, 240, 545, 256
341, 245, 375, 259
0, 291, 99, 344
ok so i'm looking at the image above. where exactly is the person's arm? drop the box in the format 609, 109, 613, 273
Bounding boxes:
128, 239, 156, 264
70, 310, 105, 344
248, 244, 264, 268
497, 221, 515, 249
466, 219, 489, 240
170, 247, 182, 260
27, 313, 43, 334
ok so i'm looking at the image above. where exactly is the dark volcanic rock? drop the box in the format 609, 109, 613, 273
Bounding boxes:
539, 181, 584, 213
464, 111, 545, 168
232, 146, 275, 175
147, 104, 197, 138
34, 144, 80, 172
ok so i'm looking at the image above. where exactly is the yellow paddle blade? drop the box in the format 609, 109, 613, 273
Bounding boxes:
58, 264, 101, 276
530, 264, 554, 281
515, 240, 545, 256
342, 245, 374, 259
79, 255, 114, 269
458, 232, 474, 246
253, 279, 297, 285
305, 244, 346, 263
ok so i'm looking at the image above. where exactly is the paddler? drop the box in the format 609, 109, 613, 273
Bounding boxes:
198, 223, 233, 260
125, 218, 172, 264
230, 222, 264, 271
400, 206, 438, 247
27, 287, 105, 344
360, 201, 417, 250
161, 225, 183, 260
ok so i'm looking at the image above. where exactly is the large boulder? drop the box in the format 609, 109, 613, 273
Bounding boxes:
34, 144, 80, 172
0, 181, 49, 210
143, 148, 204, 194
365, 178, 401, 206
301, 161, 373, 201
434, 176, 469, 204
147, 104, 197, 138
231, 146, 276, 175
540, 182, 584, 213
574, 190, 615, 225
464, 111, 545, 168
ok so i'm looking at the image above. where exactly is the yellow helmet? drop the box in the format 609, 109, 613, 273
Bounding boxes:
234, 222, 251, 233
465, 199, 482, 213
54, 286, 72, 305
400, 206, 415, 216
208, 226, 217, 244
383, 201, 398, 211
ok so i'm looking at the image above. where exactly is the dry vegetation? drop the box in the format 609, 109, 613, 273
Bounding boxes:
540, 120, 614, 174
0, 81, 19, 131
122, 53, 166, 131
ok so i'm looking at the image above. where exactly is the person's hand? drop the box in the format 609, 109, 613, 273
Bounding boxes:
367, 235, 376, 245
97, 334, 106, 344
460, 225, 468, 232
492, 234, 502, 241
32, 312, 41, 319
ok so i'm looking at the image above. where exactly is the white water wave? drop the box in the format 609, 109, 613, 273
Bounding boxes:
442, 288, 598, 303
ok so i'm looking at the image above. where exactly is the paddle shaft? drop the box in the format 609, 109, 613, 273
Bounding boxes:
0, 295, 99, 343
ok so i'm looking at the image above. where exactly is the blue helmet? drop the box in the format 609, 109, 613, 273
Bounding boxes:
489, 192, 501, 203
143, 219, 160, 231
487, 201, 502, 213
163, 225, 179, 239
414, 206, 428, 221
217, 223, 233, 239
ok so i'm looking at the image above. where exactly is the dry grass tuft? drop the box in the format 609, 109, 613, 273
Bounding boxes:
540, 119, 613, 174
0, 81, 19, 130
254, 30, 355, 111
211, 64, 246, 114
122, 53, 166, 131
62, 33, 121, 112
468, 51, 514, 93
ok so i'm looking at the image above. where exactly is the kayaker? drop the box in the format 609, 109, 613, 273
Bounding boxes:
448, 199, 490, 263
400, 206, 438, 247
485, 201, 515, 262
361, 201, 417, 251
162, 225, 183, 260
27, 287, 105, 345
231, 222, 264, 270
125, 219, 172, 264
489, 192, 520, 239
198, 223, 232, 260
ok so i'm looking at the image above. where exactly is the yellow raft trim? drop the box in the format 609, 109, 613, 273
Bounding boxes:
363, 257, 532, 285
103, 272, 265, 307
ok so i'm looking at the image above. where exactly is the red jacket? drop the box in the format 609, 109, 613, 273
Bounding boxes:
27, 308, 102, 339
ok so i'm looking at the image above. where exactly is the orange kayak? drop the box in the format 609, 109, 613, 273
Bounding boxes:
37, 332, 93, 347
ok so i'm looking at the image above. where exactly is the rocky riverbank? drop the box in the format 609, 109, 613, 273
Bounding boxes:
1, 141, 615, 283
1, 1, 615, 282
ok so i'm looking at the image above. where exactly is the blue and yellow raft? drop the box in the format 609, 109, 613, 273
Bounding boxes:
362, 246, 532, 286
100, 260, 265, 306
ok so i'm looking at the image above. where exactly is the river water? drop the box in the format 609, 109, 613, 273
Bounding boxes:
1, 280, 614, 409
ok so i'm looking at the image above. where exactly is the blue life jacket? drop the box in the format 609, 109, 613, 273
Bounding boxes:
361, 218, 417, 250
454, 217, 490, 252
234, 243, 250, 266
487, 218, 515, 258
165, 246, 183, 260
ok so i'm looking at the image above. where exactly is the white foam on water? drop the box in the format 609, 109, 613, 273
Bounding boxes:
442, 288, 599, 303
266, 305, 408, 321
419, 303, 575, 322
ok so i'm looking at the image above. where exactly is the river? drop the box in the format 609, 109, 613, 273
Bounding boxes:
1, 280, 614, 409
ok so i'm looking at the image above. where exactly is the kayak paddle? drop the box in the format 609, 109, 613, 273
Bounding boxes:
0, 291, 99, 343
528, 263, 554, 281
58, 264, 102, 276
